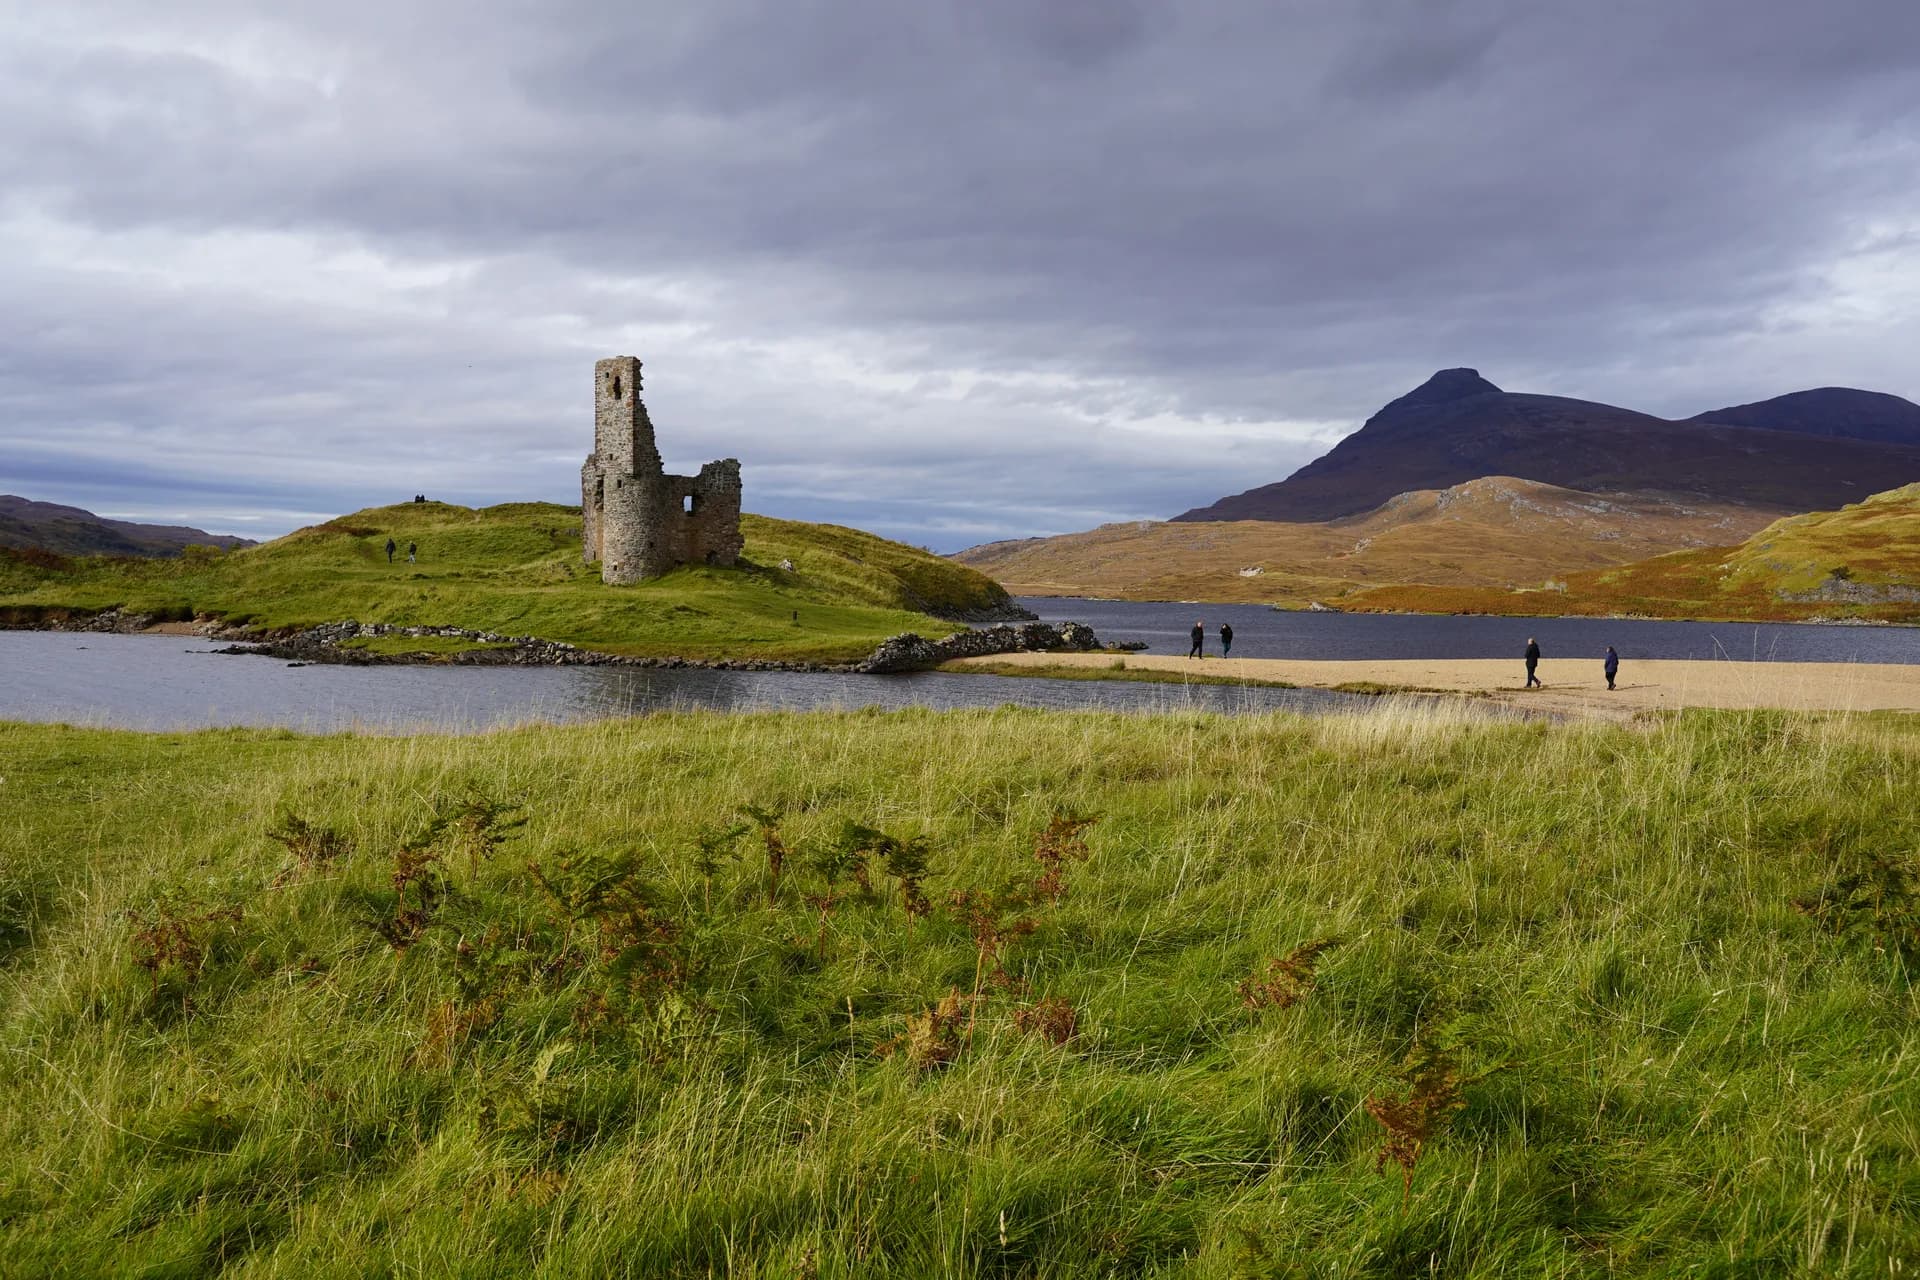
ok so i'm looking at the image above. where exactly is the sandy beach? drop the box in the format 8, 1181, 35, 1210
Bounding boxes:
950, 651, 1920, 717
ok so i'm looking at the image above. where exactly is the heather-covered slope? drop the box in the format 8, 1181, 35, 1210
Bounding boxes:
957, 476, 1771, 604
1346, 482, 1920, 622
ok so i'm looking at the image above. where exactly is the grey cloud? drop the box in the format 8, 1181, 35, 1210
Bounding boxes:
2, 1, 1917, 550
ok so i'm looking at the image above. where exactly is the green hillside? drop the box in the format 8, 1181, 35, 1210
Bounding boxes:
0, 502, 1016, 662
1719, 481, 1920, 597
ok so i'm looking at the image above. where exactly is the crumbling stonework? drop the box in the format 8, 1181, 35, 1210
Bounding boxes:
580, 356, 743, 584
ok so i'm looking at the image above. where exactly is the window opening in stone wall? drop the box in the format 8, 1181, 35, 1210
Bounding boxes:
684, 494, 696, 515
611, 374, 622, 398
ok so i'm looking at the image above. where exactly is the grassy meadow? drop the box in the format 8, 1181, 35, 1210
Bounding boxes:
0, 502, 1016, 663
3, 706, 1919, 1275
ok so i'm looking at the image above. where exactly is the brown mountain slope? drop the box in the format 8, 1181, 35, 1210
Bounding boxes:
1175, 370, 1920, 523
956, 476, 1772, 604
0, 495, 255, 558
1342, 482, 1920, 623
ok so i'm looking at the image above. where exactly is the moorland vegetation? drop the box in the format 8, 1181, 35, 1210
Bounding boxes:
1349, 482, 1920, 623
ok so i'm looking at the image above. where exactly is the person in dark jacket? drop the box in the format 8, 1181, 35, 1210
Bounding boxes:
407, 541, 417, 564
1189, 620, 1205, 659
1603, 645, 1619, 690
1524, 637, 1542, 688
385, 537, 396, 563
1220, 622, 1234, 656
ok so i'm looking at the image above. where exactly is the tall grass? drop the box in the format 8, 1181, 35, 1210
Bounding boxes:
1, 706, 1917, 1276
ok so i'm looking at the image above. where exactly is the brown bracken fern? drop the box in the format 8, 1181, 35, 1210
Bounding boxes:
1237, 937, 1343, 1012
1033, 812, 1098, 902
1364, 1033, 1469, 1203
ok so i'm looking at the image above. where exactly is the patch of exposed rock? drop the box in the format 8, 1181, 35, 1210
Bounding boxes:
1782, 577, 1920, 605
857, 622, 1099, 673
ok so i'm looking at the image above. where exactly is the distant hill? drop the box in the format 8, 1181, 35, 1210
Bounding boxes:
1174, 370, 1920, 523
0, 495, 255, 557
1688, 387, 1920, 445
1344, 482, 1920, 623
0, 501, 1017, 663
955, 475, 1773, 604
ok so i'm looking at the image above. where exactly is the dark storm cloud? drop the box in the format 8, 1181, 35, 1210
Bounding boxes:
2, 1, 1917, 547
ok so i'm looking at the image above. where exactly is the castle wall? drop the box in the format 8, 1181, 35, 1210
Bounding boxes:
661, 460, 744, 566
581, 355, 742, 583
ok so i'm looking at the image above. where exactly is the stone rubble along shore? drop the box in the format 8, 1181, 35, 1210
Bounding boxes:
202, 618, 1100, 674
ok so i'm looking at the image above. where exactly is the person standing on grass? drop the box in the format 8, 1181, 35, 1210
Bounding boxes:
1189, 620, 1205, 659
1220, 622, 1233, 656
1604, 645, 1619, 691
385, 537, 396, 564
407, 541, 417, 564
1524, 637, 1542, 688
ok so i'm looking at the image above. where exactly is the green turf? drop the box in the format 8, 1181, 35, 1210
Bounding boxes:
2, 704, 1917, 1275
0, 502, 1017, 662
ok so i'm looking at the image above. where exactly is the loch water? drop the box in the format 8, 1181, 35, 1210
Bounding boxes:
2, 599, 1911, 733
1019, 597, 1920, 664
0, 631, 1371, 733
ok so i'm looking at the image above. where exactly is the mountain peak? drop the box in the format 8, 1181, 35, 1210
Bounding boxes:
1387, 368, 1504, 411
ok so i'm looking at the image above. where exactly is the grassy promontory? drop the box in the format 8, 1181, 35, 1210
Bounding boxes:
0, 502, 1017, 662
3, 707, 1918, 1274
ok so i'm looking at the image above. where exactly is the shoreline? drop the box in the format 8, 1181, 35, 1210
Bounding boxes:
946, 652, 1920, 717
3, 612, 1103, 675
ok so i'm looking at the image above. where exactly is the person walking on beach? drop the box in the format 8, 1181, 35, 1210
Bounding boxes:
1189, 620, 1205, 659
1524, 637, 1542, 688
385, 537, 396, 564
1603, 645, 1619, 691
407, 541, 417, 564
1219, 622, 1233, 656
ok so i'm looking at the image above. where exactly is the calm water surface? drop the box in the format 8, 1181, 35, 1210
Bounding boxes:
8, 600, 1907, 733
0, 632, 1371, 733
1017, 597, 1920, 664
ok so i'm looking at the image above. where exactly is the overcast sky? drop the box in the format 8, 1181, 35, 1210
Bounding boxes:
3, 1, 1917, 550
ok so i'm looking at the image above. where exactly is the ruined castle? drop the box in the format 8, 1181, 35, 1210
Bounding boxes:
580, 356, 743, 584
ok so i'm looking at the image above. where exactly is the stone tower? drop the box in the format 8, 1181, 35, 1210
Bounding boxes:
580, 356, 743, 584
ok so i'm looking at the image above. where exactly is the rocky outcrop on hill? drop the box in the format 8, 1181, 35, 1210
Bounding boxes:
1781, 578, 1920, 605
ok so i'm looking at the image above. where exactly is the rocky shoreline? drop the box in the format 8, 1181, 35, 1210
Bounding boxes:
13, 608, 1099, 674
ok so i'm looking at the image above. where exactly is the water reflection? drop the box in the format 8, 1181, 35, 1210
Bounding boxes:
1, 633, 1375, 734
